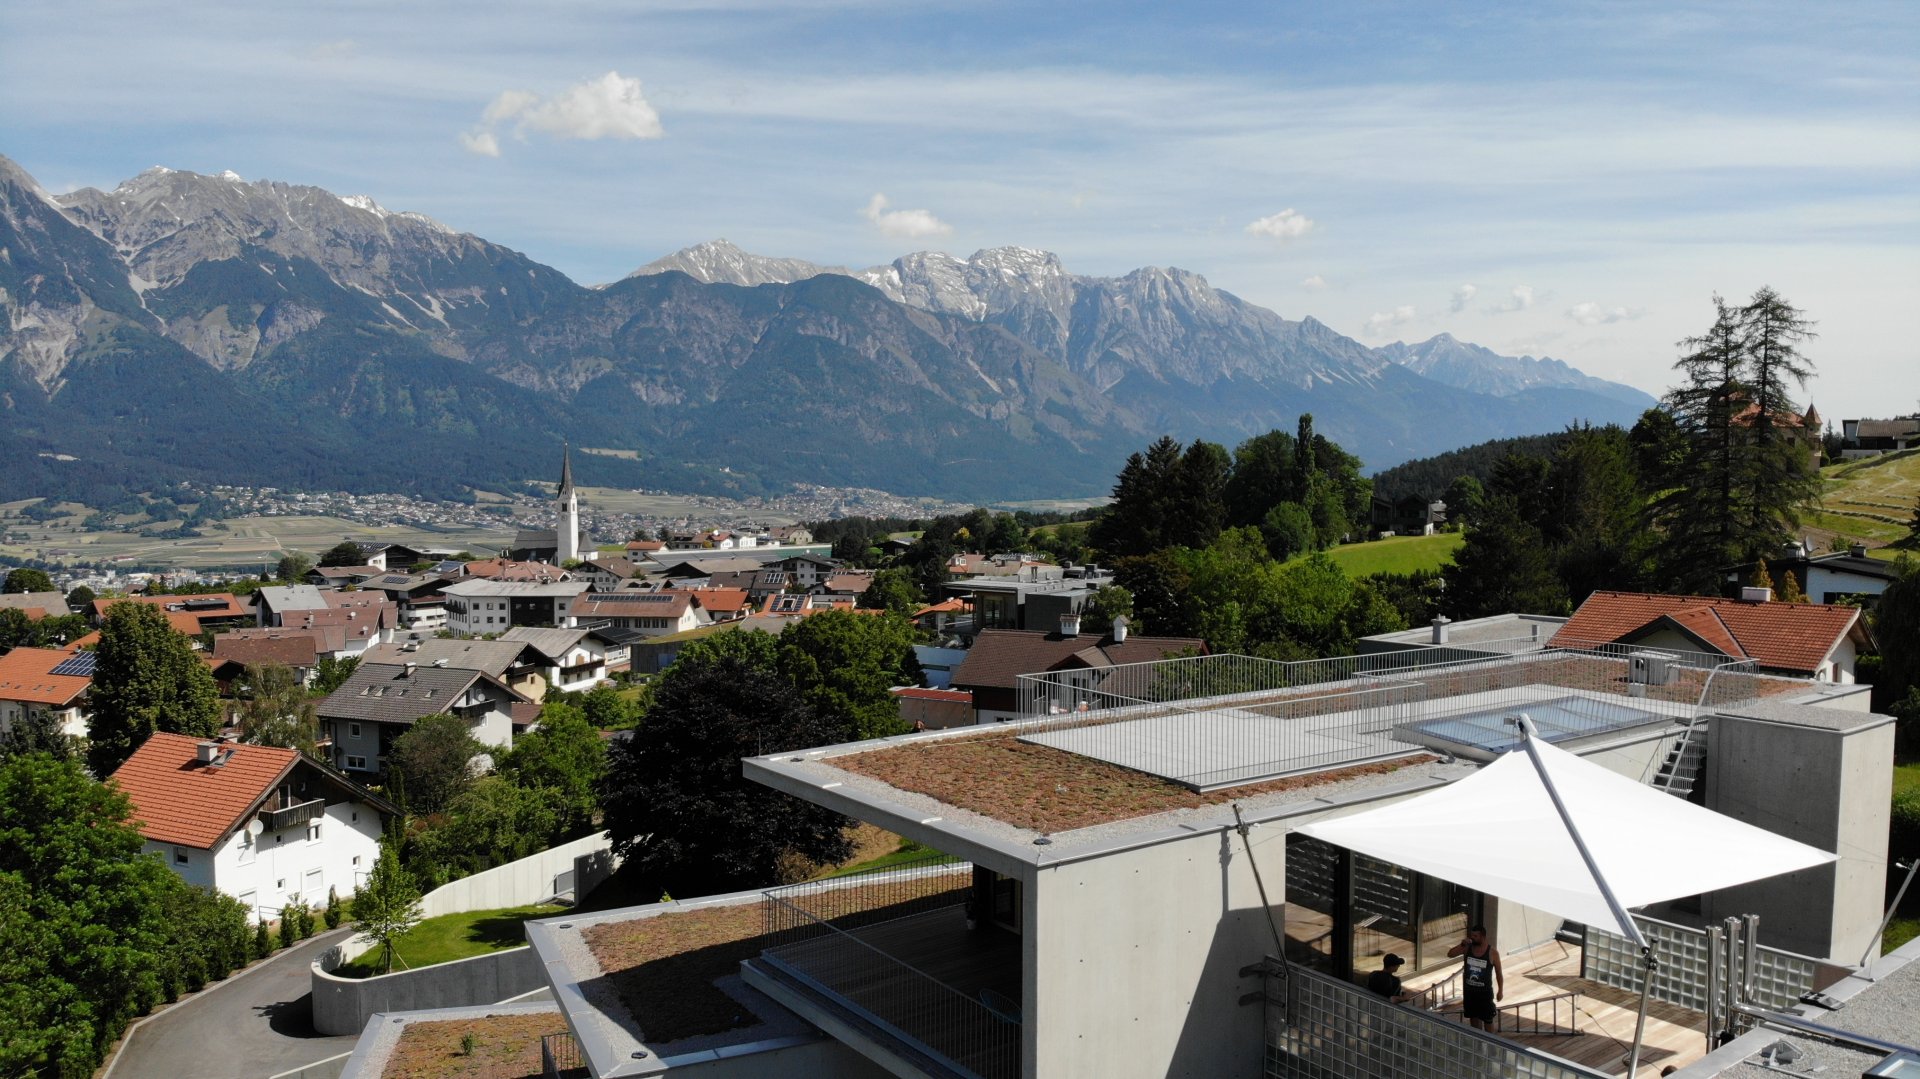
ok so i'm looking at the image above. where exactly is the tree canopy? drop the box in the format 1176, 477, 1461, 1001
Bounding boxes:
386, 713, 483, 816
236, 662, 322, 758
86, 602, 221, 775
0, 755, 252, 1077
600, 647, 852, 894
777, 609, 923, 740
318, 541, 367, 568
2, 567, 55, 594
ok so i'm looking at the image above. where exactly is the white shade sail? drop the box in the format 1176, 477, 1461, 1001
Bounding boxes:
1293, 736, 1837, 941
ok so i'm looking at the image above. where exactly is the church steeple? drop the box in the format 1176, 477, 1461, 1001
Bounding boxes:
556, 443, 580, 563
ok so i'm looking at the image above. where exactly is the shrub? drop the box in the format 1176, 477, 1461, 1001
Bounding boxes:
278, 912, 295, 951
324, 887, 342, 930
254, 919, 271, 958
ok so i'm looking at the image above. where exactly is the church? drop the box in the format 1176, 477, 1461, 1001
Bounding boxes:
506, 446, 581, 563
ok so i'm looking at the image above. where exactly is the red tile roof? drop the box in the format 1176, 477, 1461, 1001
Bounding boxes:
111, 733, 297, 849
891, 687, 973, 702
211, 633, 320, 669
1552, 590, 1863, 674
0, 647, 91, 706
685, 586, 751, 615
951, 629, 1208, 691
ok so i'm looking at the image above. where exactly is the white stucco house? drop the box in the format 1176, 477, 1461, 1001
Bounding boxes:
111, 733, 397, 924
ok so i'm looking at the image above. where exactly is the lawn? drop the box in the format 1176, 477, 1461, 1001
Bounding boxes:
1897, 762, 1920, 799
817, 836, 952, 878
335, 903, 564, 977
1315, 532, 1464, 578
1814, 451, 1920, 549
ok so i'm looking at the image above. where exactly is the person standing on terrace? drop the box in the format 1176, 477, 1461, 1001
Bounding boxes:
1448, 924, 1503, 1031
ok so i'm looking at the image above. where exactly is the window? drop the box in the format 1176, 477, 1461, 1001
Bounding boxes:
308, 821, 323, 842
276, 878, 285, 889
349, 722, 361, 738
172, 846, 189, 866
352, 855, 361, 867
346, 755, 367, 770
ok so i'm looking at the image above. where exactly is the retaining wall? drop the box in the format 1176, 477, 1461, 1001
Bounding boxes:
312, 946, 543, 1036
418, 831, 617, 919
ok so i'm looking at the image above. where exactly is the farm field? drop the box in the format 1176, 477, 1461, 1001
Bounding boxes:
0, 512, 515, 572
1316, 532, 1464, 578
1813, 451, 1920, 550
574, 485, 792, 523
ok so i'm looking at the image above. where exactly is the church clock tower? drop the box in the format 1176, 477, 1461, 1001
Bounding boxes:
556, 444, 580, 564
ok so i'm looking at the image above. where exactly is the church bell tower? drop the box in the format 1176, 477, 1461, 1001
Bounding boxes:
556, 444, 580, 564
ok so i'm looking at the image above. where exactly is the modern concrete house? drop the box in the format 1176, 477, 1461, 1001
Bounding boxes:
112, 732, 395, 923
516, 637, 1897, 1078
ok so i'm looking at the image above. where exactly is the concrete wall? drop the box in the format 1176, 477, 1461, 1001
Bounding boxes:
312, 945, 543, 1036
417, 830, 616, 919
1027, 824, 1283, 1079
1704, 712, 1895, 960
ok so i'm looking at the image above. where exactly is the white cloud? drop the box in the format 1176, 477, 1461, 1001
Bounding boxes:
462, 72, 663, 156
1301, 274, 1327, 289
1488, 284, 1535, 314
1566, 301, 1643, 326
862, 193, 953, 238
1364, 305, 1417, 337
1449, 283, 1478, 313
459, 129, 500, 157
1245, 208, 1314, 242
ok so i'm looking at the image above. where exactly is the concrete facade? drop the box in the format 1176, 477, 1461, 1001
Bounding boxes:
1703, 704, 1896, 960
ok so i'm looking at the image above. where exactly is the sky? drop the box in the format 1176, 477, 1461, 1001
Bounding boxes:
3, 0, 1916, 418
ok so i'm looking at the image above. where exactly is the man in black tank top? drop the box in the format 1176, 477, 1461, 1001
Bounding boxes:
1446, 924, 1503, 1031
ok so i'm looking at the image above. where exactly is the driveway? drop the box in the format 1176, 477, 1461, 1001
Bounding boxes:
106, 927, 362, 1079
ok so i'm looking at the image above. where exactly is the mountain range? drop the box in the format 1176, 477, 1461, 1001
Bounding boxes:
0, 157, 1656, 505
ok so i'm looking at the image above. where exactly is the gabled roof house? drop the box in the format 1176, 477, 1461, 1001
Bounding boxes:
1553, 589, 1872, 682
112, 732, 395, 923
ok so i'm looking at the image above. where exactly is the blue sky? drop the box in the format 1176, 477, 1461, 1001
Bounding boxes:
4, 0, 1915, 418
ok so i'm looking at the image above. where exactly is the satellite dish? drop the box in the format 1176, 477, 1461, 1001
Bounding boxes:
247, 819, 264, 837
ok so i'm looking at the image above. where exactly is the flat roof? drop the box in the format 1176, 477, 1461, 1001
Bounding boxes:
743, 649, 1820, 867
1361, 612, 1567, 648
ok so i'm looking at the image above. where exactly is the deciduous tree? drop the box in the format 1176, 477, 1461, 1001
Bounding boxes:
501, 705, 607, 842
386, 713, 483, 816
353, 842, 422, 975
1, 567, 54, 594
858, 567, 924, 616
318, 541, 365, 568
777, 609, 922, 740
87, 602, 220, 775
600, 652, 852, 894
237, 662, 322, 758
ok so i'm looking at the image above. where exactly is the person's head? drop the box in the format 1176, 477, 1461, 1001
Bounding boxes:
1467, 924, 1487, 944
1382, 953, 1404, 970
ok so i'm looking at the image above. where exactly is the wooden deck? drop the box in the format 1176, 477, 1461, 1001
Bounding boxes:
1400, 940, 1709, 1077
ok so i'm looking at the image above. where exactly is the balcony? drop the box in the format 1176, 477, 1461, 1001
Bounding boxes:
744, 857, 1023, 1079
261, 797, 325, 833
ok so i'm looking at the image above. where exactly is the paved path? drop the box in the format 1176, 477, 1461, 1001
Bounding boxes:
106, 927, 362, 1079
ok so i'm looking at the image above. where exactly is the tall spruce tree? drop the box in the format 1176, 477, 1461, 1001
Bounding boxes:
1090, 435, 1186, 557
1736, 287, 1821, 547
1650, 295, 1749, 591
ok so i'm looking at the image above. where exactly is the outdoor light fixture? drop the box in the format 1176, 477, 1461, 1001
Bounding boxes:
1864, 1050, 1920, 1077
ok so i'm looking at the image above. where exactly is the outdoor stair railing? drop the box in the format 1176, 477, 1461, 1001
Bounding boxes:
540, 1030, 587, 1078
1497, 991, 1582, 1037
1409, 968, 1462, 1012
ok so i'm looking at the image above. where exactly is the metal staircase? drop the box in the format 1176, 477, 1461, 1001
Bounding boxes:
1652, 720, 1709, 798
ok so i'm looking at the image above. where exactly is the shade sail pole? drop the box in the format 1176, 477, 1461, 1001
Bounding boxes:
1513, 714, 1656, 1076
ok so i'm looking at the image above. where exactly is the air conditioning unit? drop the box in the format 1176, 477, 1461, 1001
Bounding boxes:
1629, 651, 1676, 686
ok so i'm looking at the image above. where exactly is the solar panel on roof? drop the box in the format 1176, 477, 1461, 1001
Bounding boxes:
49, 652, 98, 677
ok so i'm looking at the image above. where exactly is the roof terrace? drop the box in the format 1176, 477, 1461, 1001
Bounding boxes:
748, 641, 1807, 852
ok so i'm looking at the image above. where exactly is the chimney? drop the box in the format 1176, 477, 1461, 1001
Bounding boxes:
1850, 543, 1867, 558
1740, 586, 1773, 603
195, 741, 220, 763
1111, 614, 1129, 643
1059, 612, 1081, 638
404, 661, 417, 678
1431, 615, 1451, 645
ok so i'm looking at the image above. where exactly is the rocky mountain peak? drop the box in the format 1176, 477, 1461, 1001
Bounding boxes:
626, 238, 842, 287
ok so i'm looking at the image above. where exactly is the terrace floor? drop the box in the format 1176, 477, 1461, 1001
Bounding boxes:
1400, 940, 1709, 1076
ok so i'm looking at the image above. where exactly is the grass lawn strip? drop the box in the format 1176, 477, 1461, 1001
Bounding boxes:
383, 1012, 560, 1079
338, 904, 564, 977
